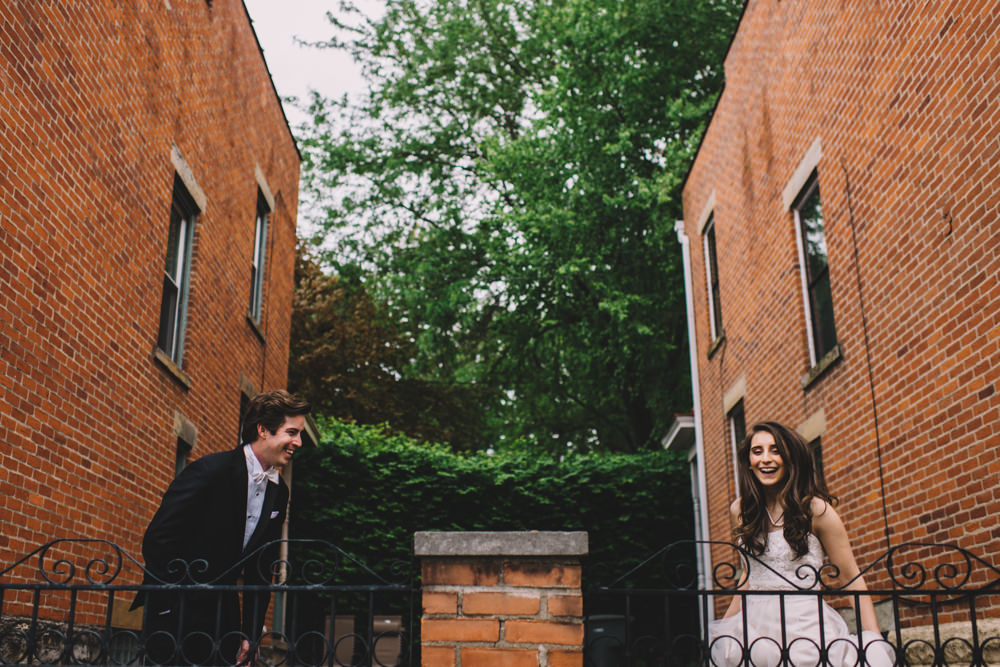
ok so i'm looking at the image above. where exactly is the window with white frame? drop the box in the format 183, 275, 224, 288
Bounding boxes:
157, 175, 198, 365
728, 399, 746, 496
792, 172, 838, 365
702, 214, 723, 341
248, 191, 269, 323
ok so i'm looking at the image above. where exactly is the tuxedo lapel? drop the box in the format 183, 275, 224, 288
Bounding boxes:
233, 446, 250, 555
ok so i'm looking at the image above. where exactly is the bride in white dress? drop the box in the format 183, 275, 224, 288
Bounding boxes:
709, 421, 894, 667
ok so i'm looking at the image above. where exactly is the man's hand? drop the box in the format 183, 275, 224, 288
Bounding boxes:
236, 639, 256, 666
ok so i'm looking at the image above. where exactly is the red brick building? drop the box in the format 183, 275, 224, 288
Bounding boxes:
0, 0, 301, 576
678, 0, 1000, 616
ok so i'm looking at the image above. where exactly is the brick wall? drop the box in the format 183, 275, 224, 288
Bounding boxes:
416, 532, 586, 667
0, 0, 299, 588
681, 0, 1000, 604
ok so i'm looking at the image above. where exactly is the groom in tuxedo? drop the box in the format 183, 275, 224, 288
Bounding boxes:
134, 390, 310, 665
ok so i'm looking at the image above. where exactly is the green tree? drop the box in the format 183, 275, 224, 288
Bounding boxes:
290, 246, 491, 448
300, 0, 740, 452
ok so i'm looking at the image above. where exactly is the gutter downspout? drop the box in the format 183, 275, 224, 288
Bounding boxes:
674, 220, 713, 622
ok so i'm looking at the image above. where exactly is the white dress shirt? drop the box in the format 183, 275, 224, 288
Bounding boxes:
242, 444, 276, 549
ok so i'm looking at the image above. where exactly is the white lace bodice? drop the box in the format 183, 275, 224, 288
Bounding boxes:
745, 530, 826, 590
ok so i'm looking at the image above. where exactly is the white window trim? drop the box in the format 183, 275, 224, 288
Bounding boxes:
792, 204, 819, 367
167, 213, 190, 359
702, 217, 721, 340
159, 177, 199, 366
249, 194, 269, 322
782, 138, 822, 210
694, 192, 720, 339
161, 146, 205, 366
249, 165, 276, 324
784, 138, 824, 366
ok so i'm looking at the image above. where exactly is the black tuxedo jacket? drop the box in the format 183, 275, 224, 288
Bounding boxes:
134, 445, 288, 644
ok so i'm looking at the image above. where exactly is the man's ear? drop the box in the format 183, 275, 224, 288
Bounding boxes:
256, 423, 270, 440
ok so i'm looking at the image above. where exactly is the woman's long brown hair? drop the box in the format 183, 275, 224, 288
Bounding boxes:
735, 421, 836, 558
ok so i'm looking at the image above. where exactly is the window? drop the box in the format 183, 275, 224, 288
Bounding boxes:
157, 175, 199, 365
248, 191, 270, 323
728, 400, 746, 496
702, 214, 723, 341
792, 172, 837, 365
175, 438, 192, 477
809, 437, 826, 488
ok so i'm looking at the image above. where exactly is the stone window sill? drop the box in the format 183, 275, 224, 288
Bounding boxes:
154, 347, 192, 390
800, 344, 842, 390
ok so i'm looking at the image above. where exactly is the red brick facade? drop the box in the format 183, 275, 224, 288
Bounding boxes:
416, 532, 586, 667
681, 0, 1000, 595
0, 0, 300, 570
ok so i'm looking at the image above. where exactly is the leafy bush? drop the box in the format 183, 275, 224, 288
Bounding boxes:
290, 419, 694, 587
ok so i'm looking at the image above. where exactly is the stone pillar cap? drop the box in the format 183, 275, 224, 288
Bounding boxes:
414, 531, 588, 557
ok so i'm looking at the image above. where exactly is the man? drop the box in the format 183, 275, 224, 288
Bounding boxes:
134, 390, 310, 665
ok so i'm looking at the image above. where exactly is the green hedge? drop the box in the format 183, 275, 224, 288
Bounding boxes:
290, 419, 695, 587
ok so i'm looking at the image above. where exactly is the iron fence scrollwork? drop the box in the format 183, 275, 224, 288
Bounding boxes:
584, 540, 1000, 667
0, 538, 418, 666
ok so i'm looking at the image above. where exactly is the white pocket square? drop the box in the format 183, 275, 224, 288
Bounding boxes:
270, 511, 280, 519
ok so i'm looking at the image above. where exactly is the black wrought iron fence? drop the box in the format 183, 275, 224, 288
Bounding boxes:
0, 538, 418, 666
584, 540, 1000, 667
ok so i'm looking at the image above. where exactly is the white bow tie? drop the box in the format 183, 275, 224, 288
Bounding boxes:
253, 468, 279, 485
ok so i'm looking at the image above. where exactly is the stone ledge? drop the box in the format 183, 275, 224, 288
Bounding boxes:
414, 532, 588, 557
153, 346, 191, 389
800, 343, 842, 389
889, 619, 1000, 665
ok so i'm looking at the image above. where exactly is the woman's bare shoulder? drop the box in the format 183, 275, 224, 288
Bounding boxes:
810, 497, 845, 532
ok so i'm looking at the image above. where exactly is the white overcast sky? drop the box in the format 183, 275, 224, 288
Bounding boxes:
243, 0, 374, 127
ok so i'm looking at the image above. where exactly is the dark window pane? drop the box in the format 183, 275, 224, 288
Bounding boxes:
730, 401, 746, 446
164, 205, 184, 279
795, 174, 837, 361
810, 437, 825, 486
157, 175, 198, 364
249, 193, 269, 322
705, 216, 723, 337
799, 185, 827, 280
810, 271, 838, 357
249, 264, 259, 316
157, 275, 179, 355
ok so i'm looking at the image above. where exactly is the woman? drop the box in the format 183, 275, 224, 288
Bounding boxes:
709, 421, 893, 667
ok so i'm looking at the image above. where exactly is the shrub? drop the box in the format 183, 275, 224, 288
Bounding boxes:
290, 419, 695, 588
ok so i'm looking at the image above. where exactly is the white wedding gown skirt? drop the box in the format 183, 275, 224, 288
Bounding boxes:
708, 533, 895, 667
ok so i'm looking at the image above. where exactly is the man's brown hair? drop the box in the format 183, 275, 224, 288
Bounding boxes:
241, 390, 311, 443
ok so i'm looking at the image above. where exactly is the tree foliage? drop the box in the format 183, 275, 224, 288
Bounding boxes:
300, 0, 741, 451
290, 246, 491, 448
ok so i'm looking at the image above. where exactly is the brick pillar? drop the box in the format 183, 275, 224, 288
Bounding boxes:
415, 531, 587, 667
